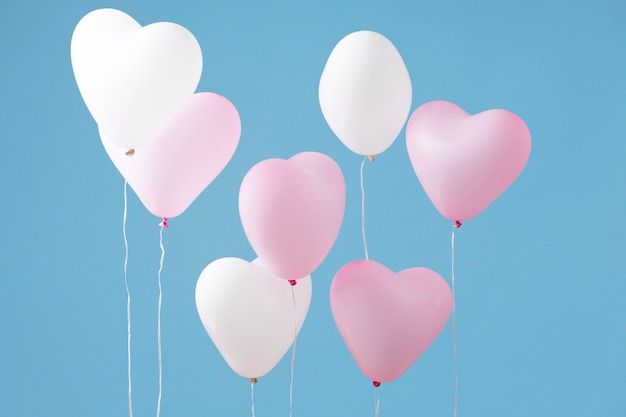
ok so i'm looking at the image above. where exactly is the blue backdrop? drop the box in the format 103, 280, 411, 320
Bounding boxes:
1, 1, 624, 416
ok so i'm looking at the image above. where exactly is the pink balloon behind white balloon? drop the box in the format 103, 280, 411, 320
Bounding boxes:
330, 260, 452, 383
239, 152, 346, 280
406, 100, 531, 222
102, 92, 240, 219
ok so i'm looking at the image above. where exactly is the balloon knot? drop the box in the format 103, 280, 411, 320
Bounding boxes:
250, 378, 258, 384
288, 279, 297, 286
373, 381, 381, 387
125, 149, 135, 157
454, 220, 462, 229
368, 155, 376, 162
160, 218, 169, 228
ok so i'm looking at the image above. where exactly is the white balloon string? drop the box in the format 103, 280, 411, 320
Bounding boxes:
360, 157, 369, 260
374, 387, 380, 417
451, 223, 459, 417
156, 225, 165, 417
123, 179, 133, 417
251, 380, 256, 417
289, 284, 297, 417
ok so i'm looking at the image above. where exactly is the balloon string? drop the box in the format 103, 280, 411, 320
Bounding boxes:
122, 179, 133, 417
374, 386, 380, 417
251, 379, 256, 417
452, 225, 458, 417
156, 225, 165, 417
289, 284, 297, 417
360, 157, 369, 260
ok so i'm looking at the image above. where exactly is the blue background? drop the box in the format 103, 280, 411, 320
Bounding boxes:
1, 1, 624, 416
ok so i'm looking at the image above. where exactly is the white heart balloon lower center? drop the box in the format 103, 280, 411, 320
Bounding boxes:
195, 257, 312, 379
70, 8, 203, 149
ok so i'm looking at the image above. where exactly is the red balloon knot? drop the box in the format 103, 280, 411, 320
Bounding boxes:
454, 220, 462, 229
373, 381, 381, 387
288, 280, 297, 286
160, 218, 169, 228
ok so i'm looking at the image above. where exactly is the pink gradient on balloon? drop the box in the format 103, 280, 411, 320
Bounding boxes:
102, 92, 240, 218
330, 260, 452, 383
239, 152, 346, 280
406, 100, 531, 221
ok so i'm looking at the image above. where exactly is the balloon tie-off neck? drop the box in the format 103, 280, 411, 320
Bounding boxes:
160, 218, 169, 228
454, 220, 462, 229
372, 381, 381, 387
250, 377, 258, 384
125, 149, 135, 157
288, 279, 297, 286
368, 155, 376, 162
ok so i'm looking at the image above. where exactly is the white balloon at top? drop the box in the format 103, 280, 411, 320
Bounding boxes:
71, 8, 203, 150
319, 31, 412, 156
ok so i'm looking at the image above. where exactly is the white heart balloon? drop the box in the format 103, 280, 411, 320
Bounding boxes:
70, 8, 202, 149
195, 257, 312, 379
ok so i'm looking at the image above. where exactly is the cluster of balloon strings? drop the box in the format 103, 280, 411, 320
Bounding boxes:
123, 174, 167, 417
320, 30, 531, 417
70, 8, 241, 417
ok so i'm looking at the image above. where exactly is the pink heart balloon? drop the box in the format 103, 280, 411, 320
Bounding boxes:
239, 152, 346, 280
330, 260, 452, 383
102, 92, 240, 218
406, 100, 531, 222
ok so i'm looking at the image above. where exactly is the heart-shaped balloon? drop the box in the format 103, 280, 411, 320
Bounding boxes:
239, 152, 346, 280
405, 100, 531, 222
102, 92, 240, 219
71, 8, 202, 149
330, 260, 452, 383
319, 31, 412, 156
195, 257, 311, 379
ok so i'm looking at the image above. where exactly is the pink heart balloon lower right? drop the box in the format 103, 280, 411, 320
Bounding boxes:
330, 260, 452, 383
406, 100, 531, 222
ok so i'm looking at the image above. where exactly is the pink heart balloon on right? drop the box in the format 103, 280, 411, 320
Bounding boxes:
406, 100, 531, 222
330, 260, 452, 383
239, 152, 346, 280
